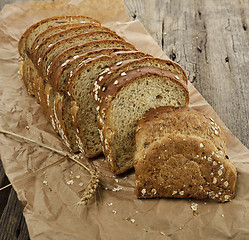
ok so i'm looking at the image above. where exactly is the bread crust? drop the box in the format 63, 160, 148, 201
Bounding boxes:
134, 133, 237, 202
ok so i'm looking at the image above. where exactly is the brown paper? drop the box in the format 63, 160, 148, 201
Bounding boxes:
0, 0, 249, 239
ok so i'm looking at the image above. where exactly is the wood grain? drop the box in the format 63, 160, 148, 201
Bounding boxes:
0, 0, 249, 239
124, 0, 249, 148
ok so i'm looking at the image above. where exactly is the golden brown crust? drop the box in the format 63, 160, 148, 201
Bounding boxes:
37, 31, 126, 80
31, 24, 113, 66
96, 66, 189, 119
50, 48, 132, 92
134, 133, 237, 202
136, 106, 226, 154
95, 57, 187, 97
18, 15, 100, 58
47, 40, 137, 81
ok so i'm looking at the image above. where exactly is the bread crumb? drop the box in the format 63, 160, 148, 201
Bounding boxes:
130, 219, 135, 223
67, 180, 74, 185
79, 182, 84, 187
108, 202, 113, 206
112, 210, 117, 214
43, 180, 48, 186
75, 175, 80, 179
160, 232, 166, 236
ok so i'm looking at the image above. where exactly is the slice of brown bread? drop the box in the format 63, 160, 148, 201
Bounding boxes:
52, 48, 133, 153
136, 106, 226, 154
30, 24, 114, 102
134, 133, 237, 202
30, 23, 92, 56
18, 16, 100, 59
51, 48, 133, 92
47, 39, 137, 85
38, 31, 125, 80
67, 51, 151, 158
32, 24, 113, 66
95, 67, 189, 174
95, 57, 188, 99
18, 16, 100, 95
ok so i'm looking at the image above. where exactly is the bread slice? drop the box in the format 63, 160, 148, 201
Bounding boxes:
97, 57, 188, 88
67, 51, 151, 158
30, 24, 114, 102
136, 106, 226, 154
38, 31, 125, 80
47, 39, 137, 85
18, 16, 100, 95
51, 47, 134, 92
32, 24, 113, 66
30, 23, 92, 56
134, 133, 237, 202
95, 67, 189, 174
95, 57, 188, 103
52, 48, 133, 153
18, 16, 100, 58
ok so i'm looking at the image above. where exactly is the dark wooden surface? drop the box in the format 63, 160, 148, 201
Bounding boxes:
0, 0, 249, 239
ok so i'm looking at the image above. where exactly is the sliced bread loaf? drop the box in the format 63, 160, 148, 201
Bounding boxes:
67, 51, 151, 157
52, 49, 133, 153
38, 31, 125, 80
18, 16, 100, 95
48, 39, 137, 86
135, 106, 226, 154
95, 67, 189, 174
134, 133, 237, 202
32, 24, 113, 66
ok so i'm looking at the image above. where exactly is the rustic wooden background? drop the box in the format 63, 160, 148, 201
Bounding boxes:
0, 0, 249, 239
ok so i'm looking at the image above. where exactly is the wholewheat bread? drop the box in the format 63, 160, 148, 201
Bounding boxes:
48, 40, 137, 85
67, 51, 151, 157
38, 31, 125, 80
30, 24, 114, 102
135, 106, 226, 154
30, 23, 93, 56
18, 16, 99, 95
134, 133, 237, 202
52, 49, 133, 153
95, 67, 189, 174
95, 57, 188, 103
32, 24, 113, 65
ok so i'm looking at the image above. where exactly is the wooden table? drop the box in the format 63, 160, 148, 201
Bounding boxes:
0, 0, 249, 239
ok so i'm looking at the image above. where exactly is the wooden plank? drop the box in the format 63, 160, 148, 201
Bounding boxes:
124, 0, 249, 148
0, 187, 30, 240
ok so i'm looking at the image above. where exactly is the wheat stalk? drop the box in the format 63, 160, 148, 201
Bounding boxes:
0, 129, 99, 205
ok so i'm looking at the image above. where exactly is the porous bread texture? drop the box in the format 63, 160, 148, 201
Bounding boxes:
134, 133, 237, 202
95, 57, 188, 100
136, 106, 226, 154
52, 49, 134, 155
67, 51, 151, 157
38, 31, 125, 80
47, 39, 137, 81
96, 68, 189, 174
18, 16, 99, 95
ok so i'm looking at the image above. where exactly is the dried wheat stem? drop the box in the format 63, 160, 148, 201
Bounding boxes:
0, 129, 66, 156
0, 157, 66, 191
0, 129, 100, 204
